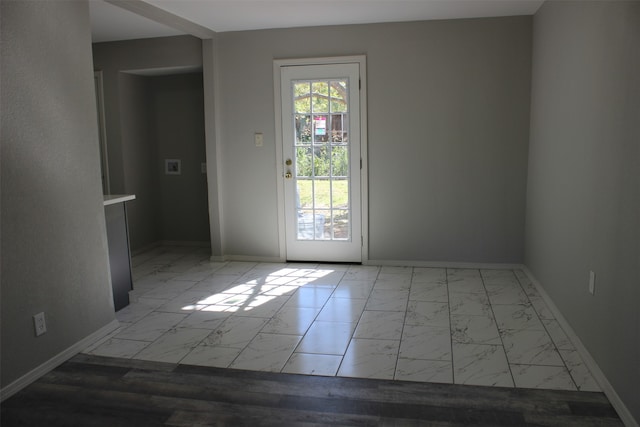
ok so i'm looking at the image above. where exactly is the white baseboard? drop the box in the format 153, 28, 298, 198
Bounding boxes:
216, 257, 515, 267
206, 257, 524, 269
365, 259, 524, 270
0, 319, 120, 402
130, 241, 162, 257
521, 267, 638, 427
219, 254, 286, 263
160, 240, 211, 248
131, 241, 211, 257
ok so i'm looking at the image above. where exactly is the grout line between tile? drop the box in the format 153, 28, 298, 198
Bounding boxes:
480, 268, 515, 388
129, 248, 594, 392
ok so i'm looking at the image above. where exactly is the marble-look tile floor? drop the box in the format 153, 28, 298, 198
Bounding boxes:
84, 246, 601, 392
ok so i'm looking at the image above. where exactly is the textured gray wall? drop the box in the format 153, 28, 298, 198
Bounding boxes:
119, 73, 159, 250
150, 73, 210, 244
93, 37, 208, 251
92, 36, 203, 194
217, 17, 532, 263
526, 1, 640, 421
1, 0, 115, 387
93, 36, 202, 194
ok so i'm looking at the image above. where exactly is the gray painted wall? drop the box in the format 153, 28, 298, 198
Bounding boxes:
2, 2, 638, 421
526, 1, 640, 421
119, 73, 159, 250
93, 38, 209, 251
1, 0, 115, 387
216, 17, 532, 263
93, 36, 203, 195
150, 73, 210, 244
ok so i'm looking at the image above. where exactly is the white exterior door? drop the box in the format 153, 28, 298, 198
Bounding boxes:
280, 63, 362, 262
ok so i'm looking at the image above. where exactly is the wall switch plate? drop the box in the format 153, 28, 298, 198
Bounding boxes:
255, 132, 263, 147
33, 312, 47, 336
588, 271, 596, 295
201, 162, 207, 174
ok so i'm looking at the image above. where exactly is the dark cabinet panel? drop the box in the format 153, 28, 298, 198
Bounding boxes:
105, 203, 133, 311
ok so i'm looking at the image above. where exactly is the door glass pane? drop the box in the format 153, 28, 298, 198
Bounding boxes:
296, 147, 312, 177
313, 146, 330, 177
312, 82, 329, 113
330, 81, 347, 113
292, 78, 350, 242
294, 82, 311, 113
331, 179, 349, 209
316, 209, 331, 239
295, 114, 311, 144
331, 146, 348, 177
332, 209, 349, 240
297, 209, 319, 240
313, 179, 330, 209
330, 114, 345, 143
296, 180, 312, 209
313, 114, 328, 143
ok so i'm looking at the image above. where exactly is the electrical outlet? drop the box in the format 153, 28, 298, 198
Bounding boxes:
33, 312, 47, 336
588, 271, 596, 295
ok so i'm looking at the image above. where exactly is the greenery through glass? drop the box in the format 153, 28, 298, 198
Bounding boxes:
296, 180, 349, 210
294, 80, 347, 114
292, 78, 350, 240
295, 145, 348, 178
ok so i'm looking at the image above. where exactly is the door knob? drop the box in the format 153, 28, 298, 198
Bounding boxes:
285, 172, 292, 179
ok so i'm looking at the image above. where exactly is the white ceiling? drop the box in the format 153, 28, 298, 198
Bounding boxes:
90, 0, 544, 43
90, 1, 179, 42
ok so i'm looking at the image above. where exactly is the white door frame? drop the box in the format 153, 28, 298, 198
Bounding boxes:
274, 56, 368, 263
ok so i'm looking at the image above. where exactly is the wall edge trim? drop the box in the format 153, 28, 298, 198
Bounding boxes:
365, 259, 524, 270
522, 266, 639, 427
0, 319, 120, 402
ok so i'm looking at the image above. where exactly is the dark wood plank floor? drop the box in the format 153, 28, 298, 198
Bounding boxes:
2, 354, 623, 426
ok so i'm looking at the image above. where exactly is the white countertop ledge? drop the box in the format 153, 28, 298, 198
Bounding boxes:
103, 194, 136, 206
